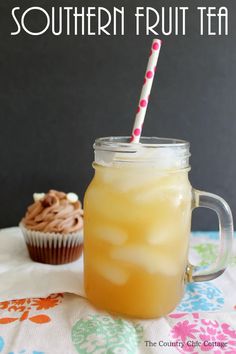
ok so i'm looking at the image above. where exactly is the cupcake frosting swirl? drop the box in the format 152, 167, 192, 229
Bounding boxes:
22, 190, 83, 233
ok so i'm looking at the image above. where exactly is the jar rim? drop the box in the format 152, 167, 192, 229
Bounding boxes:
94, 136, 190, 151
93, 137, 190, 168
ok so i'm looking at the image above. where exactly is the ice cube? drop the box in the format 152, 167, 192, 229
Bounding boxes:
147, 229, 171, 245
93, 226, 127, 245
111, 245, 178, 276
146, 224, 180, 245
100, 168, 164, 193
114, 172, 164, 193
95, 150, 115, 165
134, 184, 184, 203
86, 187, 147, 222
92, 259, 129, 285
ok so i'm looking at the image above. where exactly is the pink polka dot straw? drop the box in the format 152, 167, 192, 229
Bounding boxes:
130, 39, 162, 143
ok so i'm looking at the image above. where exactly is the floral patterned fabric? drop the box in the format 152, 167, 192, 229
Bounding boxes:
0, 229, 235, 354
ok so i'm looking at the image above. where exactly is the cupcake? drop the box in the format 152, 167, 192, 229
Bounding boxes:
20, 190, 83, 264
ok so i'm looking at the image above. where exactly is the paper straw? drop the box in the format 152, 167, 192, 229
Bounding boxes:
130, 39, 162, 143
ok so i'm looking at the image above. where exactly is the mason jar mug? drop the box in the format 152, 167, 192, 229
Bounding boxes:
83, 137, 233, 318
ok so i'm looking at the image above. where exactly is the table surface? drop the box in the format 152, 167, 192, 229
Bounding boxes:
0, 230, 235, 354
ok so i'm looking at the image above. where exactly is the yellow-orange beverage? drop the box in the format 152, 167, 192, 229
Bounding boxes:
84, 138, 192, 318
84, 136, 234, 318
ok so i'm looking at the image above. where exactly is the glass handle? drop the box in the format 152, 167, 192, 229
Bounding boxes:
185, 189, 234, 282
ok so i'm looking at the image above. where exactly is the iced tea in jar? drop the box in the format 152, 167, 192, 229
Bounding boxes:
83, 137, 233, 318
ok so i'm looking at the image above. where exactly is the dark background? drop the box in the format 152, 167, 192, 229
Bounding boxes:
0, 0, 235, 229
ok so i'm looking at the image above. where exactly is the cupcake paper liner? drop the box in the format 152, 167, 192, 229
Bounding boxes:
19, 223, 83, 265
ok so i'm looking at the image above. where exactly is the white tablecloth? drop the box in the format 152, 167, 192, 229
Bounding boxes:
0, 228, 235, 354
